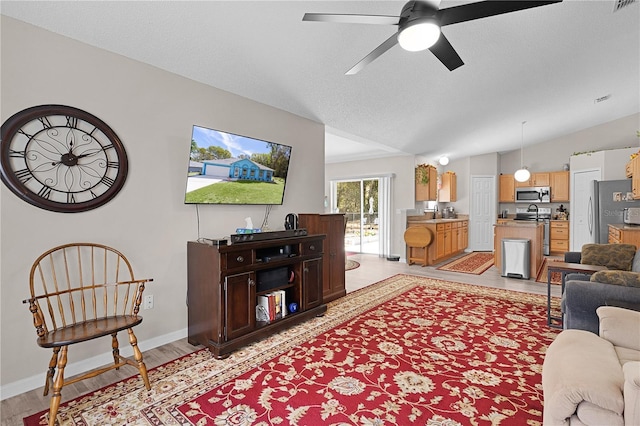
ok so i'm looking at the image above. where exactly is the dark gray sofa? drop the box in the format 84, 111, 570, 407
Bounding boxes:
562, 245, 640, 334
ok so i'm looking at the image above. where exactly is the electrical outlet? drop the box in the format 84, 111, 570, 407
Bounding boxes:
143, 295, 154, 310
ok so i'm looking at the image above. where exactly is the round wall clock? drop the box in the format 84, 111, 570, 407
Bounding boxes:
0, 105, 128, 213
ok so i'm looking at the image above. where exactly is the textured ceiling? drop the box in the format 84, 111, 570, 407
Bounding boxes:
2, 1, 639, 163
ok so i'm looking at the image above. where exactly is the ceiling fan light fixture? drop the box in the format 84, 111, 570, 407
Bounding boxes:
398, 18, 441, 52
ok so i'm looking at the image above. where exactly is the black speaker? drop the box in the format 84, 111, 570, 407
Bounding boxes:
284, 213, 298, 230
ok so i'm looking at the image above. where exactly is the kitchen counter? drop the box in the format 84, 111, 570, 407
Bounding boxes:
407, 218, 468, 224
405, 216, 469, 266
494, 222, 544, 279
609, 223, 640, 231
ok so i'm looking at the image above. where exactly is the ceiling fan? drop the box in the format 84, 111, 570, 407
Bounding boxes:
303, 0, 562, 75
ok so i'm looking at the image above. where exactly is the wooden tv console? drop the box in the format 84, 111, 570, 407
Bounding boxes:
187, 234, 327, 359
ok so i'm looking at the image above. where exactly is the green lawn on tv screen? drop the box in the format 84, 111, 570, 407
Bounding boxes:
185, 178, 285, 204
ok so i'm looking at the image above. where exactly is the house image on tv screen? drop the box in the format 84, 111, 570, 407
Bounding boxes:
201, 157, 275, 182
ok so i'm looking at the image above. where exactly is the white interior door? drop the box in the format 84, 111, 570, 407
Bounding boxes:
469, 176, 496, 251
571, 168, 601, 251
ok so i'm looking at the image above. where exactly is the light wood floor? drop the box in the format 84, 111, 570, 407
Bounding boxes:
1, 253, 561, 425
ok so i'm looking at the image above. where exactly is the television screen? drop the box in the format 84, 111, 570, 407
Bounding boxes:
184, 125, 292, 205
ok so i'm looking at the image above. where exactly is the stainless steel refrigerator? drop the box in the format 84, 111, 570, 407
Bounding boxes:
590, 179, 640, 243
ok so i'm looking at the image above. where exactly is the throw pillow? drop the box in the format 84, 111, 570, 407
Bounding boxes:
590, 270, 640, 287
580, 243, 636, 271
633, 249, 640, 272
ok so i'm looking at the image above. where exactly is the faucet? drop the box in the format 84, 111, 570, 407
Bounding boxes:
527, 204, 539, 219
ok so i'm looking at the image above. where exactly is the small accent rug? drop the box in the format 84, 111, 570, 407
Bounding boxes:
345, 259, 360, 271
436, 251, 495, 275
535, 257, 564, 285
25, 275, 559, 426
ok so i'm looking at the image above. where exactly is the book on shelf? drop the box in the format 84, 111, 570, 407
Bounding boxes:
257, 290, 287, 321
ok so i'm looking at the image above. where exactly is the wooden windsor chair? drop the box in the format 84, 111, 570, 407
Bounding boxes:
23, 243, 153, 426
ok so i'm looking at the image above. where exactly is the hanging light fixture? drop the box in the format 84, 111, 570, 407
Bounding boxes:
514, 121, 531, 182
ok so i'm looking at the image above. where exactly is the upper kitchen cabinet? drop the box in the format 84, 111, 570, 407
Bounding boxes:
415, 164, 437, 201
439, 172, 457, 202
514, 172, 550, 187
499, 174, 515, 202
550, 171, 570, 202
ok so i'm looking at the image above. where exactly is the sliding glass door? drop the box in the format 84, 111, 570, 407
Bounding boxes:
334, 178, 380, 254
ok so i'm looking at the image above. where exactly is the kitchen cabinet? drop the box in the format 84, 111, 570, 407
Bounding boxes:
499, 174, 515, 202
415, 164, 437, 201
514, 172, 550, 188
404, 218, 468, 265
550, 221, 570, 255
439, 172, 457, 202
631, 156, 640, 200
608, 224, 640, 248
298, 213, 346, 303
550, 171, 570, 202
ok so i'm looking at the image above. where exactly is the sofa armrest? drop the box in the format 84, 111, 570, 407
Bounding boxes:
563, 280, 640, 334
597, 306, 640, 351
564, 251, 582, 264
623, 362, 640, 426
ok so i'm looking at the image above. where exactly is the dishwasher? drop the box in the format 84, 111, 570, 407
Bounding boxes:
501, 238, 530, 279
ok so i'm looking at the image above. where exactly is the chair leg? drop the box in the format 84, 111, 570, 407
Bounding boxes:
111, 332, 120, 369
127, 328, 150, 390
43, 347, 60, 396
48, 346, 67, 426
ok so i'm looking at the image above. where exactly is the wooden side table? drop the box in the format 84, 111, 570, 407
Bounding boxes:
546, 261, 607, 329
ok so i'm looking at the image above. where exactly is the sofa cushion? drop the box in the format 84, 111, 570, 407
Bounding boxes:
581, 243, 636, 271
633, 249, 640, 272
598, 306, 640, 352
590, 270, 640, 288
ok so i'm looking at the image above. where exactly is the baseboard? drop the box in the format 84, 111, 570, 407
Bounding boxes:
0, 327, 188, 401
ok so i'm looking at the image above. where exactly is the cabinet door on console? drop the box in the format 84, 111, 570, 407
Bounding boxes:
224, 272, 256, 340
302, 258, 323, 310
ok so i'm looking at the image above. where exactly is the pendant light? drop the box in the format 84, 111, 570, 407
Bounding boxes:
514, 121, 531, 182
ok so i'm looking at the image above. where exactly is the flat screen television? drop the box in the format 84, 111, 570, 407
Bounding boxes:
184, 125, 292, 205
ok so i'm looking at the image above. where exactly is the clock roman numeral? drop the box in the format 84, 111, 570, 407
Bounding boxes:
66, 115, 78, 128
67, 193, 77, 203
15, 168, 33, 183
107, 161, 119, 169
38, 116, 53, 129
38, 186, 53, 200
100, 176, 115, 188
17, 129, 34, 140
9, 149, 26, 158
101, 143, 115, 151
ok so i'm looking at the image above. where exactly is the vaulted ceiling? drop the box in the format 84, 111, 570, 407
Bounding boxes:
2, 1, 639, 163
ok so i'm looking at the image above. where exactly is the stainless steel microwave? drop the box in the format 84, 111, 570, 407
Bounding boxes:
515, 186, 550, 203
623, 207, 640, 225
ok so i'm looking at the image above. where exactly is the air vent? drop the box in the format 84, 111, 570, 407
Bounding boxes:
594, 94, 611, 104
613, 0, 637, 12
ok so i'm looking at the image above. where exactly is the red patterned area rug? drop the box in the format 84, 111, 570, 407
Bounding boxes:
436, 251, 495, 275
24, 275, 559, 426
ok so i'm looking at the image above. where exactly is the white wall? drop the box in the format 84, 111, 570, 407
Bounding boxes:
499, 113, 640, 173
1, 17, 324, 395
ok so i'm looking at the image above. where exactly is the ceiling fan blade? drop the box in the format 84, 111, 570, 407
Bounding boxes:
429, 33, 464, 71
437, 1, 562, 27
302, 13, 400, 26
346, 32, 399, 75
